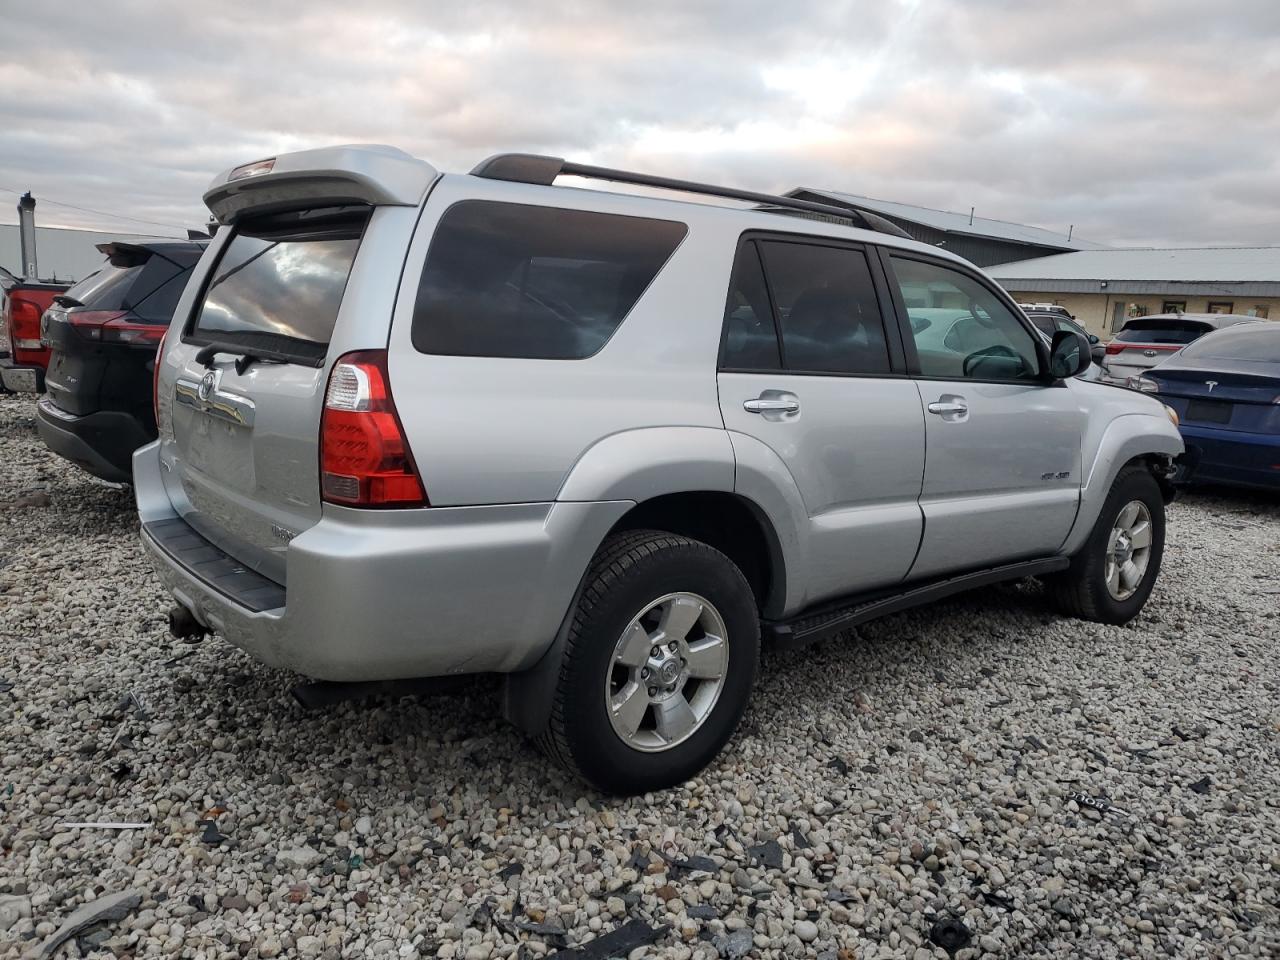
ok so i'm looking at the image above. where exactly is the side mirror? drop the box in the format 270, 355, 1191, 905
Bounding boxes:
1048, 329, 1092, 380
1090, 343, 1106, 365
1087, 333, 1100, 345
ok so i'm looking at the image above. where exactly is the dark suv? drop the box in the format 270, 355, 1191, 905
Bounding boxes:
37, 239, 206, 481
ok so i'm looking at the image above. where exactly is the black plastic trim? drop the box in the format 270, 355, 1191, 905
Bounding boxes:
763, 556, 1069, 651
143, 518, 285, 613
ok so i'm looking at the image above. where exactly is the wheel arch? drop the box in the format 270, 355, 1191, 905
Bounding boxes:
607, 490, 787, 617
1061, 412, 1182, 557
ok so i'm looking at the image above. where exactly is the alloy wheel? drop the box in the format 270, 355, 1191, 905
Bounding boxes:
1105, 499, 1153, 601
604, 592, 729, 752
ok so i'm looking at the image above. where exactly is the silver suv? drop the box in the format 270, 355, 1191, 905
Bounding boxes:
136, 145, 1184, 794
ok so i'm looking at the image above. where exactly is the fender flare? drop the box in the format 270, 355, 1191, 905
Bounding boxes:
555, 426, 735, 502
1060, 412, 1183, 556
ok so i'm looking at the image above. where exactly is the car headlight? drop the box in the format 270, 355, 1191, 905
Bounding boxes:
1130, 376, 1160, 393
1164, 404, 1179, 427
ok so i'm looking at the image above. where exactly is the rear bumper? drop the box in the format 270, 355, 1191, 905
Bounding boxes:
133, 441, 631, 681
0, 357, 45, 393
1176, 424, 1280, 491
36, 399, 151, 482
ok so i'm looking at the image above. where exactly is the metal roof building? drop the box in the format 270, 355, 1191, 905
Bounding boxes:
988, 246, 1280, 335
989, 246, 1280, 296
0, 222, 177, 284
786, 188, 1105, 266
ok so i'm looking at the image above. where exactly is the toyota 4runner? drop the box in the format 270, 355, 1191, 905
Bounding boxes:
136, 145, 1184, 794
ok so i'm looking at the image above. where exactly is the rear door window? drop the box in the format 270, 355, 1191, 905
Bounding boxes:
412, 201, 687, 360
189, 207, 368, 363
719, 237, 893, 375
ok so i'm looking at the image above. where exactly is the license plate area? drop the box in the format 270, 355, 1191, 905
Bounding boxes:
1185, 399, 1232, 424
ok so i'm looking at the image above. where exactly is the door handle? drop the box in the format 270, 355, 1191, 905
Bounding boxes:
927, 395, 969, 421
744, 397, 800, 415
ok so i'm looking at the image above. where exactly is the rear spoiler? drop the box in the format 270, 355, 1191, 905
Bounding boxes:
204, 144, 438, 224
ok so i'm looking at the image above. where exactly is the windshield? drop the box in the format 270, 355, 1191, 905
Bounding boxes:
190, 207, 368, 362
1182, 325, 1280, 362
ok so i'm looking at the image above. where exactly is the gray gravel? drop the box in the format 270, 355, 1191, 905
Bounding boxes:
1, 389, 1278, 959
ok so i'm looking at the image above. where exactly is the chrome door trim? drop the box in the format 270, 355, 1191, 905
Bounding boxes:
175, 374, 256, 427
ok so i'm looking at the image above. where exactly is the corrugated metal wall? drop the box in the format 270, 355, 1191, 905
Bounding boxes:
0, 223, 175, 283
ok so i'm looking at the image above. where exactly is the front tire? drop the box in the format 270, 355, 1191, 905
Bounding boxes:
542, 530, 759, 795
1049, 464, 1166, 624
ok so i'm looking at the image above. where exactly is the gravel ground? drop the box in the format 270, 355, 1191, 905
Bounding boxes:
1, 389, 1278, 960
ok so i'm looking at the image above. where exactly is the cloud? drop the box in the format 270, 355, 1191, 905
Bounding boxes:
1, 0, 1277, 247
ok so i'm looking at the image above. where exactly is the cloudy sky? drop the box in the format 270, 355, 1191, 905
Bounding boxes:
2, 0, 1278, 247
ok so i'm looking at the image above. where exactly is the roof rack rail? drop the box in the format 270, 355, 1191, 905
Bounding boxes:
469, 154, 914, 240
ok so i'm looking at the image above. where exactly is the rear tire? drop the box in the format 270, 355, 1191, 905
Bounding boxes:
1048, 464, 1165, 624
542, 530, 759, 795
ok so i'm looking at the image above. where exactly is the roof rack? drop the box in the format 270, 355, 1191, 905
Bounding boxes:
470, 154, 914, 241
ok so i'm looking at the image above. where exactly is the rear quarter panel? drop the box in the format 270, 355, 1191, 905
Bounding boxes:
387, 175, 736, 506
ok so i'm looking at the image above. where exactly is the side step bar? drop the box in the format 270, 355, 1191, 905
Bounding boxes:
762, 556, 1070, 651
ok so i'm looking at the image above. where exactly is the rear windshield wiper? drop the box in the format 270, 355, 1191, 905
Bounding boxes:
52, 294, 83, 308
195, 342, 280, 375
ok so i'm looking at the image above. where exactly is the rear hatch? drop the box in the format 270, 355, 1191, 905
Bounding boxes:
43, 244, 198, 421
160, 206, 374, 583
1103, 318, 1211, 379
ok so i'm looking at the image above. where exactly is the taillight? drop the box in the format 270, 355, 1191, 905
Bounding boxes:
1104, 342, 1125, 355
320, 350, 426, 507
68, 310, 166, 345
153, 329, 167, 426
9, 298, 43, 349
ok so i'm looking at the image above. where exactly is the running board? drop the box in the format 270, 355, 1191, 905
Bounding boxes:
762, 556, 1070, 651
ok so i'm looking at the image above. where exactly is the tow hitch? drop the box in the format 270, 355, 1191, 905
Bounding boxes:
167, 604, 208, 642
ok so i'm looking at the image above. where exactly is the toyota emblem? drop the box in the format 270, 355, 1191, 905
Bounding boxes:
197, 371, 217, 402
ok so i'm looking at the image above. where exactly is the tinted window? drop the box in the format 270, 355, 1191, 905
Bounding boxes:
135, 267, 194, 323
413, 201, 687, 360
1027, 314, 1055, 336
192, 208, 367, 361
1183, 325, 1280, 362
65, 263, 145, 310
720, 242, 780, 370
758, 241, 890, 374
1115, 320, 1209, 345
890, 257, 1039, 380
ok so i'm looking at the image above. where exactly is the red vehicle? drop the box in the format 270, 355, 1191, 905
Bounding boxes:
0, 272, 70, 392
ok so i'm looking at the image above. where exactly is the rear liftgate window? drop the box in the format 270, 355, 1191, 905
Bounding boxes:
412, 201, 687, 360
190, 207, 369, 365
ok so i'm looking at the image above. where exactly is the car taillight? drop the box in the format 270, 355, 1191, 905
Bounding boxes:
68, 310, 166, 345
1104, 342, 1125, 355
9, 298, 43, 350
320, 350, 426, 507
153, 330, 167, 426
